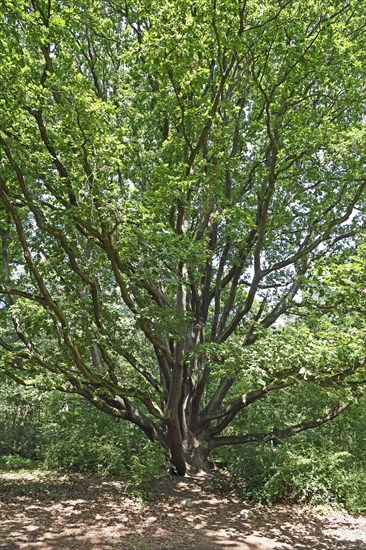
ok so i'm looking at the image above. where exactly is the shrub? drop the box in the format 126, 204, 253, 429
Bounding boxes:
212, 438, 366, 513
0, 455, 39, 471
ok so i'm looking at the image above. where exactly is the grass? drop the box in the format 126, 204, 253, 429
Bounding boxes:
0, 454, 41, 471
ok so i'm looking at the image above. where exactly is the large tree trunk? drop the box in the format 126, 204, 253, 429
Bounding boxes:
167, 429, 211, 475
166, 415, 187, 476
185, 438, 211, 473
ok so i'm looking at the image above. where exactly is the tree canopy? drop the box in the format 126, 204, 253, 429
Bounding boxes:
1, 0, 366, 474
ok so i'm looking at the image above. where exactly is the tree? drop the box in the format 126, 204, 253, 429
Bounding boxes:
0, 0, 366, 475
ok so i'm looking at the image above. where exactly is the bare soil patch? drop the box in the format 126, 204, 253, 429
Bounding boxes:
0, 470, 365, 549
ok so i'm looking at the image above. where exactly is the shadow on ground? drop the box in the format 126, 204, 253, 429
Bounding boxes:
0, 472, 365, 549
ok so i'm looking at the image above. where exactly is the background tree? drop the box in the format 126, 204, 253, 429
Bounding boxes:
0, 0, 366, 475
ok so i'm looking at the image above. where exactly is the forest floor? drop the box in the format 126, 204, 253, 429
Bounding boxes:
0, 469, 365, 550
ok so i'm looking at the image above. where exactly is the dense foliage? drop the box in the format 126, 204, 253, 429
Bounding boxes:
0, 377, 166, 495
2, 378, 366, 512
1, 0, 366, 474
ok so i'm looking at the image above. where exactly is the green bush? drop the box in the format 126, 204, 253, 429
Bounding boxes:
126, 442, 167, 499
43, 429, 167, 500
0, 381, 45, 459
213, 438, 366, 513
0, 455, 40, 471
42, 407, 167, 478
0, 380, 168, 498
262, 446, 352, 505
44, 436, 116, 473
338, 470, 366, 513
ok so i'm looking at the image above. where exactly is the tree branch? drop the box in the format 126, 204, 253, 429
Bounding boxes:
210, 400, 352, 449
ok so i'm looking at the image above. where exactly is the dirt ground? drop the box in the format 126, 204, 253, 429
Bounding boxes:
0, 470, 365, 550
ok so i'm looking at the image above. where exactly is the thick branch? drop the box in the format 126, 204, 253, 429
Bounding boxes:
210, 400, 351, 449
